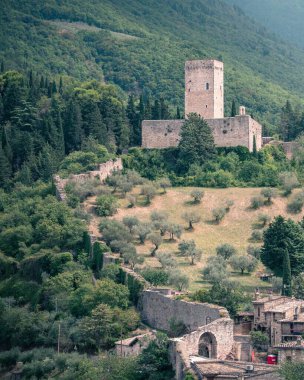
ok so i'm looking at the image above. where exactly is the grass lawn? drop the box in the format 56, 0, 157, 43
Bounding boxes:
85, 187, 304, 292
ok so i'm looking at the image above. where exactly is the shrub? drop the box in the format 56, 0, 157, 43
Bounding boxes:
250, 230, 263, 242
250, 196, 264, 209
230, 255, 258, 275
250, 331, 269, 351
216, 244, 237, 260
212, 207, 226, 224
279, 171, 299, 196
190, 189, 204, 203
261, 188, 277, 205
168, 269, 189, 291
140, 268, 169, 286
247, 245, 261, 259
127, 194, 136, 208
95, 195, 118, 217
257, 213, 271, 227
182, 211, 201, 230
225, 199, 234, 212
287, 193, 304, 214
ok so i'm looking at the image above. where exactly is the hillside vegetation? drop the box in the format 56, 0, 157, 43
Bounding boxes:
227, 0, 304, 49
83, 186, 304, 292
3, 0, 304, 132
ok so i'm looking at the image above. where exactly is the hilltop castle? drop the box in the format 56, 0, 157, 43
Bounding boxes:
142, 59, 262, 152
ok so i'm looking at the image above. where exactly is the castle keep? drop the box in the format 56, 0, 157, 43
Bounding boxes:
142, 59, 262, 152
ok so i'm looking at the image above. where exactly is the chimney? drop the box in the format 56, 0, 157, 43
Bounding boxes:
255, 288, 260, 300
239, 106, 246, 116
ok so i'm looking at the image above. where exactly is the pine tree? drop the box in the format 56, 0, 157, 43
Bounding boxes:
282, 249, 292, 296
231, 99, 237, 117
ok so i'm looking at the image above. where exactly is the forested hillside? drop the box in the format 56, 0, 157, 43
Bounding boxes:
2, 0, 304, 132
226, 0, 304, 49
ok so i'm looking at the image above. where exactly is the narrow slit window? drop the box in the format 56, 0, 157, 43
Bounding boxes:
206, 83, 209, 90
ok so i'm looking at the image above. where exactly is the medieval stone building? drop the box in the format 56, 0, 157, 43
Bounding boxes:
142, 59, 262, 152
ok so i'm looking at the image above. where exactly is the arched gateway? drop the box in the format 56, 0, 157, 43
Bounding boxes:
198, 332, 217, 358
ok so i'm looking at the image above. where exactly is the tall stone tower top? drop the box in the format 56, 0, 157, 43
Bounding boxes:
185, 59, 224, 119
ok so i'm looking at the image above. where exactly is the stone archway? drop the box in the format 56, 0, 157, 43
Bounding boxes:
198, 332, 217, 358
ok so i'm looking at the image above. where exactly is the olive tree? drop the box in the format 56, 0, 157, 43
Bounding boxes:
182, 211, 201, 230
148, 233, 163, 256
178, 240, 202, 265
190, 189, 204, 204
230, 255, 258, 275
216, 243, 236, 260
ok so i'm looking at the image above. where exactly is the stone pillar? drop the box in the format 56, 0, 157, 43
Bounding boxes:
239, 106, 246, 116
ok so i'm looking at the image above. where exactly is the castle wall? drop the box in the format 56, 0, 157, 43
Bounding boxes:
185, 60, 224, 119
139, 289, 229, 332
142, 116, 262, 151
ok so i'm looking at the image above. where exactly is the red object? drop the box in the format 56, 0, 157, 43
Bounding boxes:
267, 355, 277, 365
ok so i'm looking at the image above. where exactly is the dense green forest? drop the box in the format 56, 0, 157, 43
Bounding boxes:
226, 0, 304, 49
2, 0, 304, 133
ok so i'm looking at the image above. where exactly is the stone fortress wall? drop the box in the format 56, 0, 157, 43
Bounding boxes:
142, 114, 262, 152
142, 59, 263, 152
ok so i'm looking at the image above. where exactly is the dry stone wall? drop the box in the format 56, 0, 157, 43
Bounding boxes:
139, 289, 229, 332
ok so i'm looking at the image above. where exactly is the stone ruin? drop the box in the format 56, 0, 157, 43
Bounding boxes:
53, 157, 123, 201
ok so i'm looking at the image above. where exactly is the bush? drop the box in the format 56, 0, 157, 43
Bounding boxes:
140, 268, 169, 286
190, 189, 204, 203
250, 230, 263, 242
212, 207, 226, 224
250, 331, 269, 351
247, 245, 261, 259
257, 213, 271, 227
250, 196, 264, 209
279, 171, 299, 196
216, 244, 236, 260
287, 193, 304, 214
95, 195, 118, 217
261, 188, 277, 205
225, 199, 234, 212
229, 255, 258, 275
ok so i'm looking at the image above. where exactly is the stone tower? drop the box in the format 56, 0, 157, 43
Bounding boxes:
185, 59, 224, 119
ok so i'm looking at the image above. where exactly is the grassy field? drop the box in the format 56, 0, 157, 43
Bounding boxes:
85, 187, 304, 292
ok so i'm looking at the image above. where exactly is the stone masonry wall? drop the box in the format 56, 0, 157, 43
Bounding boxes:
139, 289, 229, 332
53, 158, 123, 201
142, 116, 262, 152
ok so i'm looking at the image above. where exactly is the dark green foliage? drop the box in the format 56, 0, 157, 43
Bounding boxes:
282, 250, 292, 296
140, 268, 169, 286
250, 331, 269, 351
192, 280, 249, 317
279, 361, 304, 380
261, 216, 304, 276
95, 194, 118, 217
179, 114, 215, 172
92, 242, 108, 273
231, 99, 237, 117
137, 333, 174, 380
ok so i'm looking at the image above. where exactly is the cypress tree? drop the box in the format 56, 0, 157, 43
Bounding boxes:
59, 77, 63, 95
152, 99, 161, 120
64, 100, 83, 152
51, 81, 57, 94
144, 96, 152, 119
252, 135, 257, 156
0, 145, 12, 187
0, 61, 4, 73
160, 98, 170, 119
282, 249, 292, 296
176, 106, 181, 119
85, 102, 108, 146
231, 99, 237, 117
126, 95, 137, 146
